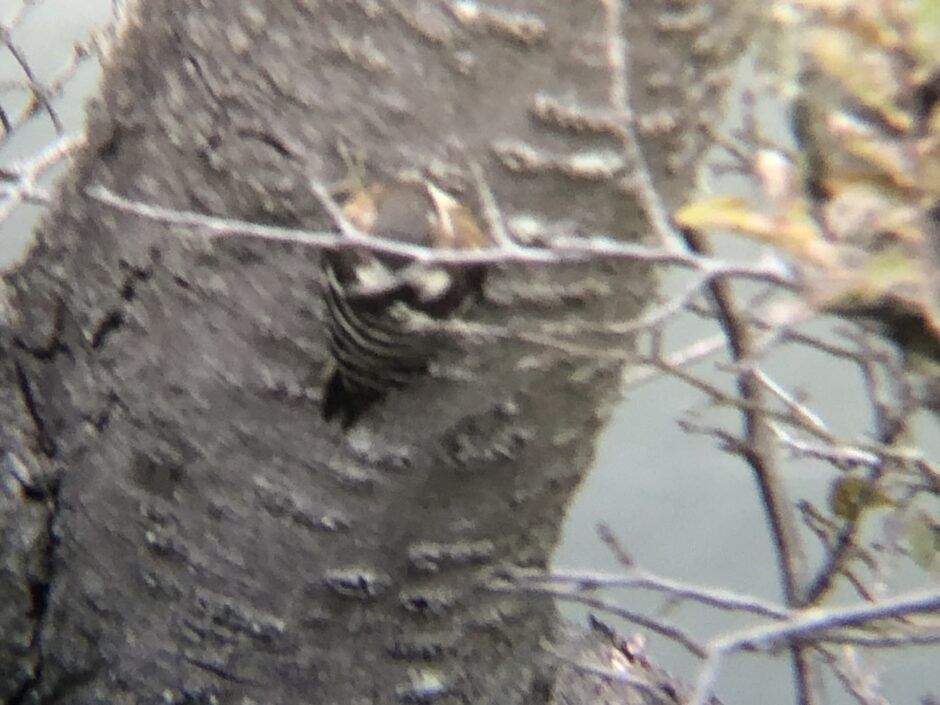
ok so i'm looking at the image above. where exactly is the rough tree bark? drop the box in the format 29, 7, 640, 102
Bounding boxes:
0, 2, 747, 703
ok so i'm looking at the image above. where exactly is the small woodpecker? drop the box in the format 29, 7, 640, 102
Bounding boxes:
321, 177, 488, 428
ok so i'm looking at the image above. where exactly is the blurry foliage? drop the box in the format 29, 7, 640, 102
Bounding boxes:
676, 0, 940, 578
828, 474, 893, 521
678, 0, 940, 365
907, 511, 940, 571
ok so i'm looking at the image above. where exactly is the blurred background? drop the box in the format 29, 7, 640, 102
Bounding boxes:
2, 3, 936, 704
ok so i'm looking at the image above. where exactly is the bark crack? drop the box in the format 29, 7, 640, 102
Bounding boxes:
13, 360, 57, 458
13, 297, 69, 361
6, 474, 62, 705
89, 262, 153, 350
184, 656, 255, 686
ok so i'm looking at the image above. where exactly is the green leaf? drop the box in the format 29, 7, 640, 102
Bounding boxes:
906, 513, 940, 570
912, 0, 940, 65
828, 475, 892, 520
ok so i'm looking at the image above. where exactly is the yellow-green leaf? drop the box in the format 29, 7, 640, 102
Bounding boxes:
675, 196, 833, 263
841, 135, 918, 192
857, 249, 922, 289
907, 513, 940, 570
912, 0, 940, 65
829, 475, 893, 520
807, 28, 912, 132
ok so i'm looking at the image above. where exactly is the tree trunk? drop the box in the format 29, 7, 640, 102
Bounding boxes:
0, 2, 747, 703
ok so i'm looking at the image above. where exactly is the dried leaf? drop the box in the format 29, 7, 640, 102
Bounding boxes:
674, 196, 833, 264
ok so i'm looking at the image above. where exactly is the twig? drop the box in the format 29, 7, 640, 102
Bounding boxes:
688, 589, 940, 705
543, 646, 666, 702
0, 133, 85, 223
622, 333, 727, 389
511, 568, 788, 620
86, 184, 797, 286
467, 160, 518, 250
1, 27, 64, 134
496, 582, 707, 658
598, 0, 688, 254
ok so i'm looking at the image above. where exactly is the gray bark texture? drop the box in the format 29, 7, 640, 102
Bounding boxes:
0, 1, 746, 703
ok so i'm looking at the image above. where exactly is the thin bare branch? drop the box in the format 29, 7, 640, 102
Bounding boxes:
688, 589, 940, 705
511, 568, 788, 620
